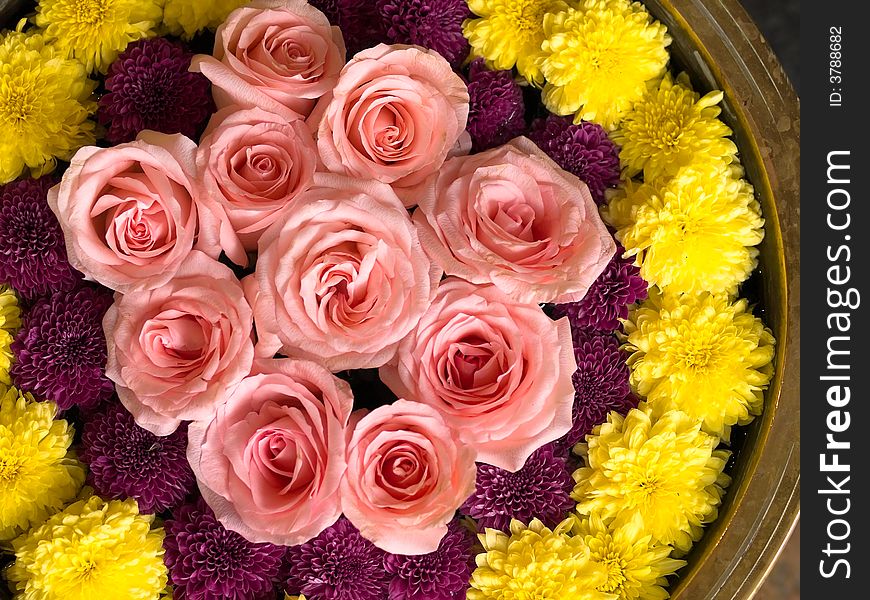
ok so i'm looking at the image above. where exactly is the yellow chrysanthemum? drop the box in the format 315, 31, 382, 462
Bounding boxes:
464, 0, 570, 85
161, 0, 249, 40
572, 405, 730, 554
571, 514, 686, 600
285, 595, 307, 600
0, 385, 85, 541
0, 25, 97, 184
613, 73, 738, 181
603, 162, 764, 295
33, 0, 162, 72
623, 291, 775, 440
541, 0, 671, 129
7, 496, 167, 600
1, 285, 21, 383
469, 517, 615, 600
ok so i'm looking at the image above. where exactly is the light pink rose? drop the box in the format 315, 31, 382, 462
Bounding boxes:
379, 278, 576, 472
313, 44, 470, 207
104, 251, 254, 435
197, 106, 318, 264
412, 137, 616, 304
48, 131, 221, 293
341, 399, 476, 554
191, 0, 346, 119
188, 358, 353, 545
251, 173, 440, 370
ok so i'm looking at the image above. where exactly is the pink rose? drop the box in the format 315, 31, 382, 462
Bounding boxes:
341, 399, 476, 554
192, 0, 346, 119
197, 106, 318, 264
313, 44, 470, 207
251, 173, 440, 370
412, 137, 616, 304
104, 251, 254, 435
379, 279, 576, 472
48, 131, 221, 293
188, 358, 353, 545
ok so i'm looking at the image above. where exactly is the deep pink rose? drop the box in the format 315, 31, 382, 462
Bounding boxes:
379, 278, 576, 472
341, 399, 476, 554
313, 44, 470, 207
412, 137, 616, 304
192, 0, 346, 119
48, 132, 222, 293
251, 173, 440, 370
187, 358, 353, 545
104, 251, 254, 435
197, 106, 318, 264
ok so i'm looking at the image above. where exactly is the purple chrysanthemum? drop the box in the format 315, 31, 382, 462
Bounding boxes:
461, 445, 574, 532
80, 402, 195, 514
552, 245, 648, 332
376, 0, 471, 67
466, 59, 526, 152
311, 0, 388, 56
553, 331, 638, 454
164, 498, 287, 600
286, 517, 389, 600
528, 115, 621, 203
98, 38, 214, 144
384, 519, 475, 600
11, 287, 113, 411
0, 176, 79, 300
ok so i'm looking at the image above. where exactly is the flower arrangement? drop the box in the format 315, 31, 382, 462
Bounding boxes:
0, 0, 775, 599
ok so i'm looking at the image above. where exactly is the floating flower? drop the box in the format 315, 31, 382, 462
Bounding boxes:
554, 331, 637, 453
1, 285, 21, 384
377, 0, 471, 67
12, 286, 114, 412
162, 0, 249, 39
98, 38, 214, 144
187, 358, 352, 546
196, 106, 317, 259
412, 138, 615, 304
464, 0, 570, 85
603, 162, 764, 295
0, 176, 79, 300
623, 291, 775, 440
342, 400, 477, 554
251, 174, 439, 371
7, 496, 167, 600
541, 0, 671, 129
551, 246, 648, 333
468, 517, 610, 600
192, 0, 346, 119
572, 405, 731, 554
104, 252, 253, 435
528, 115, 621, 204
286, 517, 389, 600
315, 44, 469, 206
33, 0, 162, 73
380, 279, 576, 472
614, 73, 737, 181
164, 498, 287, 600
80, 403, 195, 514
0, 27, 96, 184
383, 519, 476, 600
465, 59, 526, 152
461, 444, 574, 532
0, 386, 84, 541
571, 514, 686, 600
